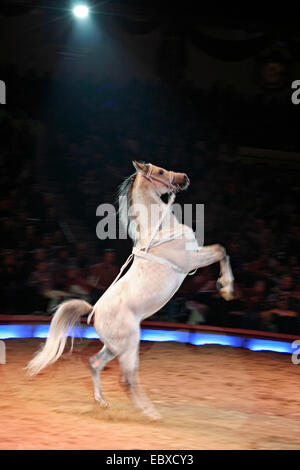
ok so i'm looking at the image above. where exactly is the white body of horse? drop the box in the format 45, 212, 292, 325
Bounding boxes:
27, 162, 234, 420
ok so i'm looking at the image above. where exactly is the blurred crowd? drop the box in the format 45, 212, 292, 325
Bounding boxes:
1, 72, 300, 334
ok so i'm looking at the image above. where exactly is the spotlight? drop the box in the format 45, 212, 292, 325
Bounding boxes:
73, 4, 89, 19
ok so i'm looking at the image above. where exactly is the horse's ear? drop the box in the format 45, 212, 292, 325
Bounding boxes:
132, 161, 147, 173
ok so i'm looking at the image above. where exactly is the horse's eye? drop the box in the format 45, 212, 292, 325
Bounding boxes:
159, 170, 164, 175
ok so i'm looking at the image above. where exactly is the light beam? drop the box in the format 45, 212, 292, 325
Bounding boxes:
73, 4, 89, 19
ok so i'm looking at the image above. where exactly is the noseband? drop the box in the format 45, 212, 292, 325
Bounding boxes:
138, 164, 176, 192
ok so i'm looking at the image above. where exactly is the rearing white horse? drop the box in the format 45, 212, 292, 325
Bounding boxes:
27, 161, 234, 420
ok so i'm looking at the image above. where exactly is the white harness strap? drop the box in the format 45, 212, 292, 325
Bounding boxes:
132, 247, 187, 274
87, 252, 134, 323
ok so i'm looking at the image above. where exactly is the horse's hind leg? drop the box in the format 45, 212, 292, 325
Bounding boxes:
119, 345, 161, 420
89, 345, 115, 407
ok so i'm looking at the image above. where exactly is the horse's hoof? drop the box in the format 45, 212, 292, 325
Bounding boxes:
101, 400, 110, 408
143, 408, 162, 421
221, 290, 234, 301
148, 412, 162, 422
95, 398, 110, 408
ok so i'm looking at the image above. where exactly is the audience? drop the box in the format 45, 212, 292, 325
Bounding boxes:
0, 69, 299, 334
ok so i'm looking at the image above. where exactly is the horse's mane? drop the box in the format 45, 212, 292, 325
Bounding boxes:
116, 172, 139, 244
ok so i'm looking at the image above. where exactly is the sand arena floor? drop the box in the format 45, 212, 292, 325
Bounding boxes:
1, 338, 300, 450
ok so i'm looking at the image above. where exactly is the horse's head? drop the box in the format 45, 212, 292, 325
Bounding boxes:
132, 161, 190, 195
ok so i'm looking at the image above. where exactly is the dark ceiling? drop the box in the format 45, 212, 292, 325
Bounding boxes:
0, 1, 299, 34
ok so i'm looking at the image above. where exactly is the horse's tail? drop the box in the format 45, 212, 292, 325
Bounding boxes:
26, 299, 93, 376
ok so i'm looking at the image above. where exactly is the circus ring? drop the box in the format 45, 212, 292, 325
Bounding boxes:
1, 314, 300, 450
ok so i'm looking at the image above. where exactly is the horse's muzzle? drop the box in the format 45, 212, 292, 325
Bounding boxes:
179, 174, 190, 190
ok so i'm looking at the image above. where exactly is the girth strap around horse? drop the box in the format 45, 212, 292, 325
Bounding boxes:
132, 247, 187, 274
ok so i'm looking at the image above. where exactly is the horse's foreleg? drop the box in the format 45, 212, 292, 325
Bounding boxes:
89, 345, 115, 407
191, 244, 234, 300
217, 251, 234, 300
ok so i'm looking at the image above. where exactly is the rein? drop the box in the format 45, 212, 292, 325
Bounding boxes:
143, 191, 176, 253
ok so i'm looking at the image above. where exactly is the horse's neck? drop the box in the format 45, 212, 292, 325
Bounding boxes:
132, 185, 181, 249
132, 186, 162, 247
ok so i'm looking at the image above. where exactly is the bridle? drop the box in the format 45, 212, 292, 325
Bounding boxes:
138, 164, 177, 192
